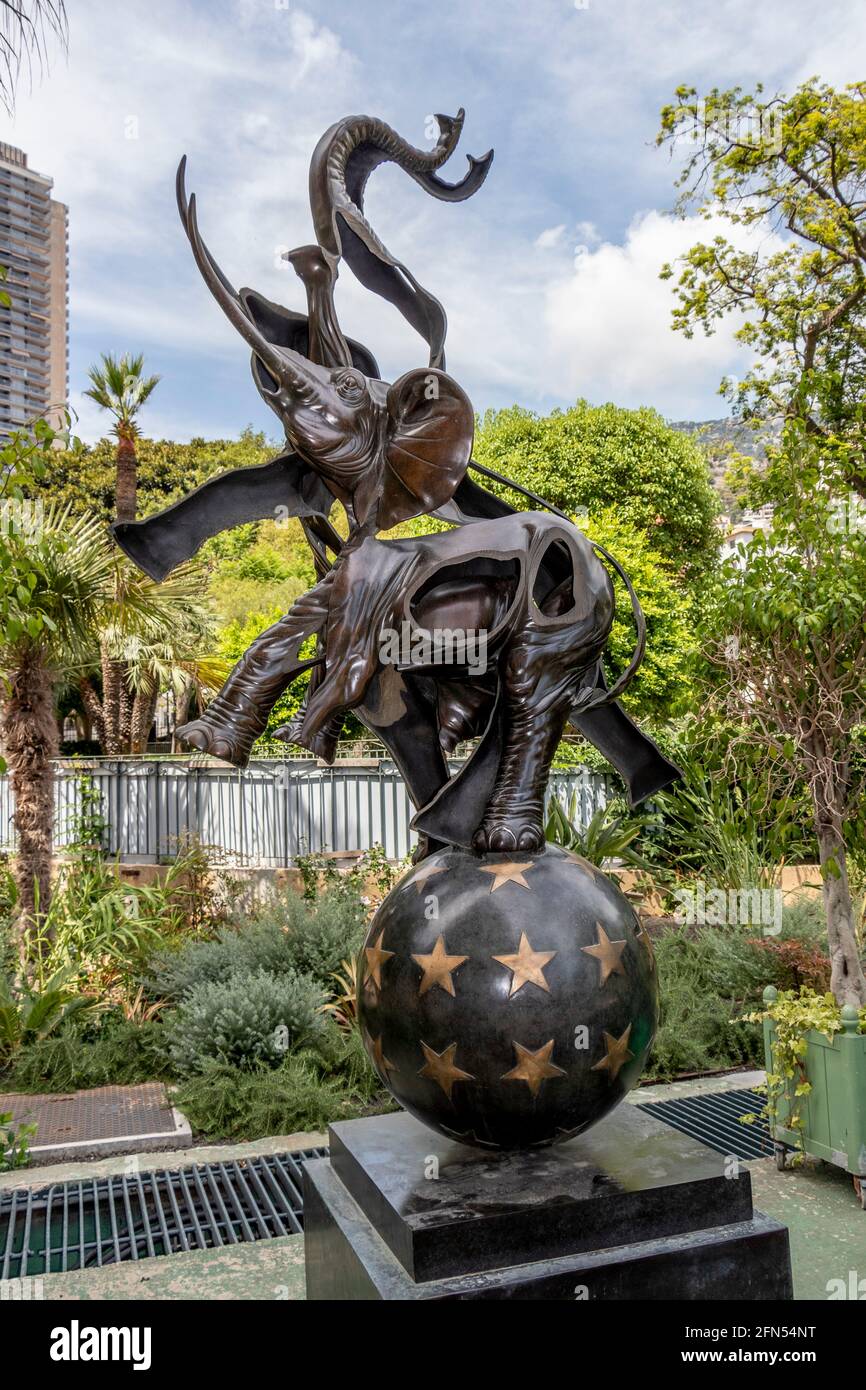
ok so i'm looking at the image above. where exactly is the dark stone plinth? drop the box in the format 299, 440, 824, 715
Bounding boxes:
303, 1108, 793, 1301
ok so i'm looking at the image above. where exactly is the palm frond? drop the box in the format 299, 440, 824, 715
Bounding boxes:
84, 352, 161, 435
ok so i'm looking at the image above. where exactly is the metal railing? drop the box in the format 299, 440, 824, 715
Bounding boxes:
0, 758, 610, 867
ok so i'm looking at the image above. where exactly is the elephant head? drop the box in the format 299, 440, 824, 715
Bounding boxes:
173, 111, 490, 534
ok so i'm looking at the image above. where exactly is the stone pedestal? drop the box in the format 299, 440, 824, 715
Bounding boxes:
303, 1106, 793, 1300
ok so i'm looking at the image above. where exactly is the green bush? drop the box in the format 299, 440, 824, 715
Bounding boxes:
646, 902, 840, 1082
149, 888, 366, 1001
648, 926, 770, 1080
173, 1052, 392, 1141
165, 967, 325, 1075
1, 1111, 36, 1171
252, 890, 366, 987
2, 1015, 171, 1092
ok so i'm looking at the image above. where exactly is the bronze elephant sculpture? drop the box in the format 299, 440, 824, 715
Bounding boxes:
113, 111, 679, 857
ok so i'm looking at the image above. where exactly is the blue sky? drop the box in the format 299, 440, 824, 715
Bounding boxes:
5, 0, 866, 443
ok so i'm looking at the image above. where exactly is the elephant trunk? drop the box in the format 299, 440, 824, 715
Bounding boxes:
306, 110, 494, 368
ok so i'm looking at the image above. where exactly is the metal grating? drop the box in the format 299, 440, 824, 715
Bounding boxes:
637, 1087, 773, 1160
0, 1147, 327, 1279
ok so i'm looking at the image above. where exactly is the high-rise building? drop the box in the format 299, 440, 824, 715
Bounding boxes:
0, 143, 68, 437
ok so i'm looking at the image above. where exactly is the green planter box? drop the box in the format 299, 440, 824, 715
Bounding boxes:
761, 985, 866, 1189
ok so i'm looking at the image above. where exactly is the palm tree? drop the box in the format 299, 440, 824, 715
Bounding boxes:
0, 1, 67, 114
84, 353, 160, 524
84, 353, 160, 752
0, 505, 114, 948
93, 560, 225, 755
0, 507, 221, 951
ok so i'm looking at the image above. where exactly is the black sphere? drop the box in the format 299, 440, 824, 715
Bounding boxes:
357, 843, 658, 1150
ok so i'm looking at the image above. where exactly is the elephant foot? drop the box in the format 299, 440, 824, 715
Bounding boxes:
473, 812, 545, 854
176, 718, 253, 768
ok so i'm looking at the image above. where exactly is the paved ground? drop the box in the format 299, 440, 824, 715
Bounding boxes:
32, 1233, 307, 1301
3, 1069, 864, 1300
0, 1130, 327, 1191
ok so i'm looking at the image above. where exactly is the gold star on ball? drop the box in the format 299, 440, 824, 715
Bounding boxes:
363, 928, 394, 990
581, 922, 627, 986
364, 1031, 397, 1079
410, 860, 448, 894
418, 1041, 475, 1100
411, 936, 468, 997
501, 1040, 566, 1097
493, 933, 556, 996
479, 859, 536, 892
591, 1024, 634, 1082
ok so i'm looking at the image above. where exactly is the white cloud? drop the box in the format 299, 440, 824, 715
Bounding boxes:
537, 210, 785, 418
535, 224, 567, 250
6, 0, 865, 440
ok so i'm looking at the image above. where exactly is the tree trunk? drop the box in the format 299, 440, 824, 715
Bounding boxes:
100, 647, 135, 755
115, 433, 137, 525
100, 644, 124, 754
78, 677, 104, 747
812, 770, 866, 1007
172, 678, 194, 752
118, 667, 133, 750
3, 645, 58, 960
130, 681, 158, 754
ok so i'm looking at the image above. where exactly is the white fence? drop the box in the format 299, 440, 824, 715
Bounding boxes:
0, 759, 610, 867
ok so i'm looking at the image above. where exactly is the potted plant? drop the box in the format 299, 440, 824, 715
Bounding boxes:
756, 986, 866, 1208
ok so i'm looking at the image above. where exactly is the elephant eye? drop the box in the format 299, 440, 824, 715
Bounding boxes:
334, 370, 366, 401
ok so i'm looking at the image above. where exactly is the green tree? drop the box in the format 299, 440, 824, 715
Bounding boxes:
657, 79, 866, 489
583, 510, 698, 720
84, 353, 161, 524
0, 503, 114, 943
32, 429, 275, 525
85, 560, 224, 755
658, 79, 866, 1007
473, 401, 719, 581
700, 429, 866, 1007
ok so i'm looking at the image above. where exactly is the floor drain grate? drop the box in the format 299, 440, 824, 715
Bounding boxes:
0, 1147, 327, 1279
637, 1087, 772, 1160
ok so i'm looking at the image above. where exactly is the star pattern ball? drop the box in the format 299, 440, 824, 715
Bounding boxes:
357, 843, 658, 1150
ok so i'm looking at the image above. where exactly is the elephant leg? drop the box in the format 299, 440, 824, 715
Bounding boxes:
472, 689, 574, 854
473, 621, 603, 854
178, 577, 332, 766
357, 668, 451, 861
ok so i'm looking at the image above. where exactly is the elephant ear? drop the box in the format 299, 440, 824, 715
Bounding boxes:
377, 368, 474, 531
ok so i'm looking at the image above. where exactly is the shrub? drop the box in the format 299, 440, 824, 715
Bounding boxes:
3, 1017, 170, 1092
165, 967, 326, 1075
149, 887, 366, 1001
648, 926, 766, 1079
0, 968, 95, 1063
253, 891, 366, 988
746, 936, 830, 993
173, 1052, 393, 1141
1, 1112, 36, 1171
646, 899, 842, 1082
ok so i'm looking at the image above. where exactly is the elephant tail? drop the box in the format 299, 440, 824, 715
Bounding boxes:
466, 460, 647, 711
308, 111, 493, 368
577, 537, 647, 710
